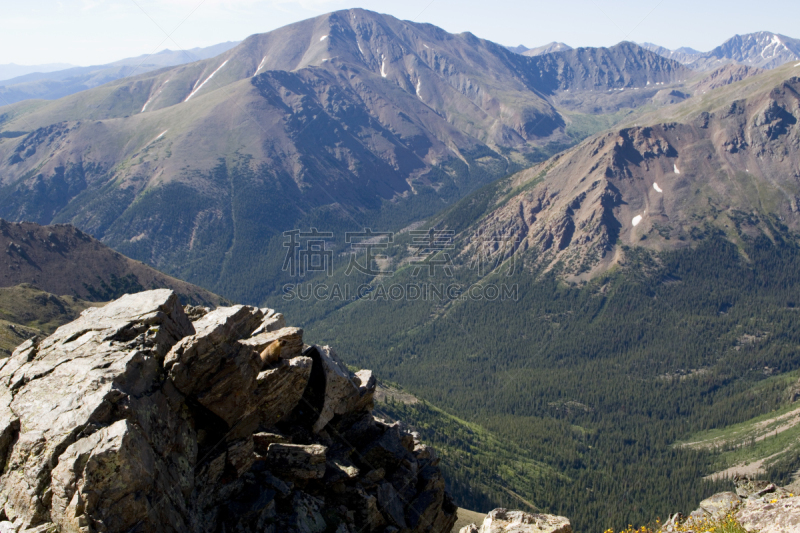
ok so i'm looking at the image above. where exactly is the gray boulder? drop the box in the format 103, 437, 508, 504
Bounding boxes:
688, 491, 741, 520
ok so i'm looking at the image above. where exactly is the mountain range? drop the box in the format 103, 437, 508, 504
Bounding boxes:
0, 42, 240, 105
459, 61, 800, 278
0, 218, 224, 356
0, 63, 74, 82
0, 9, 691, 303
288, 58, 800, 531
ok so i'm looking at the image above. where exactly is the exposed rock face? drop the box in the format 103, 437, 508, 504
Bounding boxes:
0, 289, 457, 533
688, 492, 740, 521
737, 495, 800, 533
664, 476, 799, 533
459, 509, 571, 533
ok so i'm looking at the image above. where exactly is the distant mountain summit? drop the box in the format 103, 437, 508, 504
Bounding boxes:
642, 32, 800, 70
707, 32, 800, 69
639, 43, 704, 64
522, 42, 573, 56
507, 42, 573, 56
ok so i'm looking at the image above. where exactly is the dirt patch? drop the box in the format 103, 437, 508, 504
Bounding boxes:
374, 384, 419, 405
703, 452, 786, 481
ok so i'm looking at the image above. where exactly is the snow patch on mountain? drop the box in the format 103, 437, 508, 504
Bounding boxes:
185, 60, 229, 102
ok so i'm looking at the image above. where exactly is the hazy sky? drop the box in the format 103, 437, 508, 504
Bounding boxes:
3, 0, 800, 66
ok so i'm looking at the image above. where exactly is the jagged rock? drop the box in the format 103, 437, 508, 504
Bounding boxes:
734, 474, 781, 499
254, 355, 313, 428
241, 326, 304, 359
265, 444, 327, 480
184, 305, 210, 321
353, 369, 377, 411
0, 290, 457, 533
250, 309, 286, 336
669, 477, 799, 533
50, 419, 165, 533
0, 290, 194, 530
658, 513, 683, 533
377, 482, 407, 528
285, 492, 327, 533
165, 305, 264, 426
327, 457, 360, 482
312, 346, 361, 433
461, 509, 572, 533
252, 431, 290, 453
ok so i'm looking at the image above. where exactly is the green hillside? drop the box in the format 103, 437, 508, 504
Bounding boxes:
289, 231, 800, 532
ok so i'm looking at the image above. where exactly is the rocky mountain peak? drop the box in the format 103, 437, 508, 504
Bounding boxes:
709, 32, 800, 69
644, 32, 800, 71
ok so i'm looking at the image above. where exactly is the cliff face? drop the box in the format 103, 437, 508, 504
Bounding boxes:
0, 289, 456, 533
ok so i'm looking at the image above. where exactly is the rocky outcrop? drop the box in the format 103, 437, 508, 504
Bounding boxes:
662, 476, 799, 533
0, 289, 457, 533
736, 495, 800, 533
459, 509, 571, 533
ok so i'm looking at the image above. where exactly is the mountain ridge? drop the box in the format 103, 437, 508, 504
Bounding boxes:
0, 63, 74, 82
0, 219, 225, 306
0, 41, 241, 104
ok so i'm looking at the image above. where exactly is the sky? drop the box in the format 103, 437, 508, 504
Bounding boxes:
3, 0, 800, 66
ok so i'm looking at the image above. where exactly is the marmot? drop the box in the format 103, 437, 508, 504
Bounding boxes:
260, 339, 285, 366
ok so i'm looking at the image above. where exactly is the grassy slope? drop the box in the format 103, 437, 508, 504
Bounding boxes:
679, 372, 800, 481
626, 61, 800, 127
0, 284, 101, 356
376, 390, 559, 515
